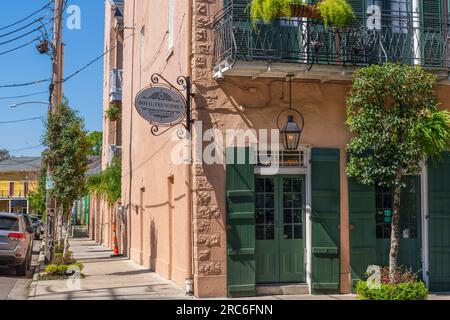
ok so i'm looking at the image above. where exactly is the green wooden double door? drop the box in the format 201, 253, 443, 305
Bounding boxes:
255, 175, 306, 283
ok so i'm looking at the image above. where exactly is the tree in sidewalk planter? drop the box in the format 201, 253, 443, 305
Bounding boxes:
346, 63, 450, 288
250, 0, 354, 27
42, 98, 91, 262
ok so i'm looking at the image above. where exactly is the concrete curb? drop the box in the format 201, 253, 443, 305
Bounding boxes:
28, 239, 47, 299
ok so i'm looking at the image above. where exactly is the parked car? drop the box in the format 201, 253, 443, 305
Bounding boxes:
0, 213, 33, 276
19, 214, 35, 246
29, 215, 42, 240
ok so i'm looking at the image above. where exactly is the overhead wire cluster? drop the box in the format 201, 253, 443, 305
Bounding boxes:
0, 1, 53, 57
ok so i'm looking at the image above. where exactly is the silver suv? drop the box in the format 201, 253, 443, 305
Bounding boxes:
0, 213, 33, 276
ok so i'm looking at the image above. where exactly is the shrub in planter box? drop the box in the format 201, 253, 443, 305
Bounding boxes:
356, 266, 428, 300
356, 280, 428, 300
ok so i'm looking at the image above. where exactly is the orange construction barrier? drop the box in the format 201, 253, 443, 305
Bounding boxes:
112, 223, 119, 256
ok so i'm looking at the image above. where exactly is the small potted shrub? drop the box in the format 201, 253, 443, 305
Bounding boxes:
316, 0, 355, 28
251, 0, 320, 24
356, 266, 429, 300
250, 0, 355, 27
105, 102, 122, 121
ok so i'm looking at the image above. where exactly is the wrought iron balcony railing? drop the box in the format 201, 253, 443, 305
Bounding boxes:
213, 2, 449, 74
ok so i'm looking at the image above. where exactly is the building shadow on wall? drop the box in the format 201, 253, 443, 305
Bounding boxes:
149, 218, 157, 271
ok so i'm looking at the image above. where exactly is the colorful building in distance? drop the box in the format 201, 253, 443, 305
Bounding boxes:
0, 157, 41, 214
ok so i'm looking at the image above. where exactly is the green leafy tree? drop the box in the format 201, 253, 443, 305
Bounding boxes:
42, 98, 91, 257
28, 169, 47, 216
87, 156, 121, 205
87, 131, 103, 156
346, 63, 450, 283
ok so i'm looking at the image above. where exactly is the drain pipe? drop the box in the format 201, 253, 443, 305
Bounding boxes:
185, 0, 194, 296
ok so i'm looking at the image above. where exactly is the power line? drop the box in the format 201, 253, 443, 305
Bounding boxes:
0, 79, 50, 89
8, 144, 44, 152
0, 35, 42, 57
0, 16, 46, 39
0, 1, 52, 32
0, 91, 48, 101
0, 116, 44, 124
64, 33, 133, 83
0, 18, 53, 47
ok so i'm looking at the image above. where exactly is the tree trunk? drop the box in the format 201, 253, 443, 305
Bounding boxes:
63, 206, 73, 260
57, 204, 64, 246
389, 172, 403, 283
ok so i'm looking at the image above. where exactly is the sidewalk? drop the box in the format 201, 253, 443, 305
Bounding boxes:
28, 237, 192, 300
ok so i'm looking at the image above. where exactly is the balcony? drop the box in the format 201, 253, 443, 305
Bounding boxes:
213, 2, 449, 80
0, 189, 29, 199
110, 68, 123, 102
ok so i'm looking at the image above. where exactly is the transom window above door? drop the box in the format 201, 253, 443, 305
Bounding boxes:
256, 150, 306, 168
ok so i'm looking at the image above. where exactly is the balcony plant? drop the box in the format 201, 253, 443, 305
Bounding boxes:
250, 0, 354, 27
316, 0, 355, 28
105, 101, 122, 121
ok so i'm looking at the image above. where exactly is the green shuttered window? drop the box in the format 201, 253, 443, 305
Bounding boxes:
226, 147, 256, 297
311, 148, 341, 292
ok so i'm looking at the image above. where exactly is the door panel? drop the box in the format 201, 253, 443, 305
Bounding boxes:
255, 176, 279, 283
428, 153, 450, 291
280, 177, 306, 282
255, 175, 306, 284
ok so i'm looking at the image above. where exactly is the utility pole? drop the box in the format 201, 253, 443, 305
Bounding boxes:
44, 0, 65, 263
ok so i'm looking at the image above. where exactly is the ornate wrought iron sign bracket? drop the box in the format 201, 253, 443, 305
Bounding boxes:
134, 73, 193, 139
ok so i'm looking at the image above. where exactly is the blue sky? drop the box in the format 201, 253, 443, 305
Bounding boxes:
0, 0, 105, 157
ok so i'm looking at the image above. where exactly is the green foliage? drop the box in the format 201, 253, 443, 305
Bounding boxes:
413, 110, 450, 157
346, 63, 448, 189
105, 102, 122, 121
45, 263, 84, 276
42, 98, 91, 207
28, 169, 46, 214
250, 0, 304, 24
356, 280, 428, 300
87, 156, 121, 204
317, 0, 355, 28
87, 131, 103, 156
53, 251, 76, 265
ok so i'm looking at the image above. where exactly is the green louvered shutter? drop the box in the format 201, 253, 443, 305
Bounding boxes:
311, 148, 340, 292
348, 178, 376, 289
428, 152, 450, 291
226, 147, 256, 297
420, 0, 444, 67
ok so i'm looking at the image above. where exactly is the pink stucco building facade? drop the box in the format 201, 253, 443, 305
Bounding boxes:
92, 0, 450, 298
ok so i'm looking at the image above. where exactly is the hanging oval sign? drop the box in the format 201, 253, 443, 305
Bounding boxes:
135, 85, 186, 125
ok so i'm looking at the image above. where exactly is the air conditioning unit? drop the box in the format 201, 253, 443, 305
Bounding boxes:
110, 69, 123, 102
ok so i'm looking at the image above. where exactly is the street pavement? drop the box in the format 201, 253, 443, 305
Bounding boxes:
0, 239, 41, 300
